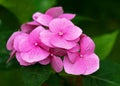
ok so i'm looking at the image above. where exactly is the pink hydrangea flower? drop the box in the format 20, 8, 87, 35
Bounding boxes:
40, 18, 82, 49
32, 7, 76, 26
63, 34, 99, 75
13, 26, 49, 66
6, 6, 99, 74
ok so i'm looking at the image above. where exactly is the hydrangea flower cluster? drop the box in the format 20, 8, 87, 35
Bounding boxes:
6, 7, 99, 75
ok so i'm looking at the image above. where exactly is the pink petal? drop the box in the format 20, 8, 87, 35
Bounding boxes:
51, 56, 63, 72
36, 14, 53, 26
73, 37, 80, 43
59, 14, 76, 20
32, 12, 43, 21
13, 33, 34, 52
16, 52, 33, 66
64, 26, 82, 40
21, 47, 49, 63
63, 55, 85, 75
51, 48, 67, 57
21, 21, 39, 33
26, 21, 40, 25
29, 26, 45, 43
51, 36, 76, 49
45, 7, 63, 18
67, 51, 78, 63
6, 31, 21, 50
39, 57, 50, 65
63, 54, 99, 75
69, 44, 80, 52
40, 30, 54, 47
6, 50, 16, 63
80, 34, 95, 55
40, 42, 50, 51
82, 54, 99, 75
49, 18, 74, 33
29, 26, 49, 51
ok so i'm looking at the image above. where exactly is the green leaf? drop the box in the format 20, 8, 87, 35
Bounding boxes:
21, 64, 52, 86
73, 16, 95, 22
0, 5, 20, 70
0, 0, 56, 23
93, 31, 119, 60
82, 61, 120, 86
0, 69, 24, 86
45, 74, 63, 86
0, 5, 20, 54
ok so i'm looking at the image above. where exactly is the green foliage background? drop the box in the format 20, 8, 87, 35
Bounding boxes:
0, 0, 120, 86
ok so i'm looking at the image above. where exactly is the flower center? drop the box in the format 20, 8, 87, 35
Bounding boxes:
34, 42, 38, 46
51, 54, 54, 57
58, 32, 64, 36
80, 54, 83, 58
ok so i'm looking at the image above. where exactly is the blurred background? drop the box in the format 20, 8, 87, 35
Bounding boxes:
0, 0, 120, 86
